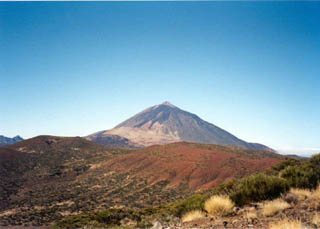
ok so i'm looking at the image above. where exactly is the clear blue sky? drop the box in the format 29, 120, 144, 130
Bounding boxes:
1, 2, 319, 155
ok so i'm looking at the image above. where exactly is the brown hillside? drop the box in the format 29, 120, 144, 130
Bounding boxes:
103, 142, 282, 191
0, 137, 282, 227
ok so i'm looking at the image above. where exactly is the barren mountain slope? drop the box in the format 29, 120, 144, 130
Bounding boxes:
87, 102, 273, 151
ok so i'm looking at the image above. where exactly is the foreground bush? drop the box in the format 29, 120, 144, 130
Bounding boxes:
230, 174, 289, 206
204, 195, 234, 216
181, 210, 205, 222
166, 194, 206, 217
262, 199, 290, 216
269, 218, 302, 229
281, 154, 320, 189
270, 158, 301, 174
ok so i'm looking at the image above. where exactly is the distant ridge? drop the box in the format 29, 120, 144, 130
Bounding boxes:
88, 102, 273, 151
0, 135, 23, 146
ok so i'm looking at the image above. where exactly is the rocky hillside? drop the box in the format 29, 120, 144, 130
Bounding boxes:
0, 137, 282, 227
87, 102, 273, 151
55, 153, 320, 229
86, 132, 140, 148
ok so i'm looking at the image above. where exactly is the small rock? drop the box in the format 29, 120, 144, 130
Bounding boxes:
223, 221, 228, 227
232, 219, 239, 224
284, 193, 298, 204
233, 207, 240, 212
151, 221, 163, 229
238, 209, 245, 214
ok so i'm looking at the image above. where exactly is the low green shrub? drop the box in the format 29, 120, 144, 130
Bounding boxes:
230, 174, 289, 206
279, 154, 320, 189
268, 159, 301, 176
55, 214, 93, 228
165, 194, 206, 217
55, 209, 142, 228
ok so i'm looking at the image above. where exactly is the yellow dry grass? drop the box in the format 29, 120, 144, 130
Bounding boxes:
262, 199, 290, 217
181, 210, 205, 222
204, 195, 234, 216
290, 188, 311, 200
313, 213, 320, 226
269, 218, 302, 229
244, 211, 257, 220
244, 210, 257, 224
311, 185, 320, 201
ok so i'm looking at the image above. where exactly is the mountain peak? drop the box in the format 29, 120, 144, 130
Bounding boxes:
161, 101, 176, 108
13, 135, 23, 140
0, 135, 24, 146
88, 103, 273, 151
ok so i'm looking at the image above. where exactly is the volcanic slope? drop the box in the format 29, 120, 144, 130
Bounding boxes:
0, 137, 283, 227
0, 136, 132, 226
87, 102, 272, 151
103, 142, 283, 192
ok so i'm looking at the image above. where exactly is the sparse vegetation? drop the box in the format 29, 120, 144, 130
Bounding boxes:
244, 210, 257, 223
1, 134, 320, 229
164, 193, 206, 217
313, 213, 320, 226
55, 209, 143, 228
181, 210, 205, 222
204, 195, 234, 216
262, 199, 290, 217
268, 218, 302, 229
290, 188, 311, 200
50, 153, 320, 228
311, 184, 320, 202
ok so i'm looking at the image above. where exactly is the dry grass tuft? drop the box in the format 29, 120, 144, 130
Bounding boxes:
204, 195, 234, 216
262, 199, 290, 217
269, 218, 302, 229
244, 211, 257, 219
311, 184, 320, 201
244, 210, 257, 224
290, 188, 311, 200
313, 213, 320, 226
181, 210, 205, 223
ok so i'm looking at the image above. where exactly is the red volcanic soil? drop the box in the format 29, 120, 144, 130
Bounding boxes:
104, 142, 283, 191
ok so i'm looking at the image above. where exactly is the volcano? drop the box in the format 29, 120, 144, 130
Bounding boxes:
87, 102, 272, 151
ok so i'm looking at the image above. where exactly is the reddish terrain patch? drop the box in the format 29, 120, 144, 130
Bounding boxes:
104, 142, 283, 190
